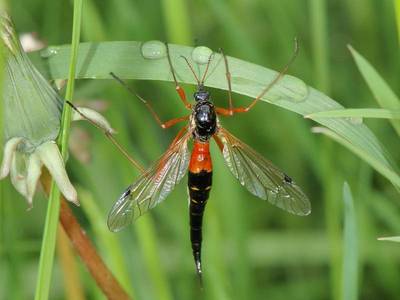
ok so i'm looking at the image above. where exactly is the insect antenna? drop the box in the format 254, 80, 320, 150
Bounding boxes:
200, 52, 214, 85
256, 37, 300, 101
109, 72, 148, 105
180, 55, 201, 86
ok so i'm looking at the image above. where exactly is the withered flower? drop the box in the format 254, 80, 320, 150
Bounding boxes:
0, 13, 114, 207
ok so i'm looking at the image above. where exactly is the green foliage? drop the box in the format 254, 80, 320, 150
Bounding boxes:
2, 1, 400, 300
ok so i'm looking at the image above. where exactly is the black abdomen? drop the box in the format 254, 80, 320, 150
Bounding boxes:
188, 170, 212, 276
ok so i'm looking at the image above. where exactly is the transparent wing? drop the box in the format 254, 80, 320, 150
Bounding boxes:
215, 128, 311, 216
108, 129, 191, 232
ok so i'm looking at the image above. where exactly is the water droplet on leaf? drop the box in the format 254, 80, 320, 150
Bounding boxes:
40, 47, 59, 58
348, 117, 363, 125
191, 46, 213, 65
141, 40, 167, 59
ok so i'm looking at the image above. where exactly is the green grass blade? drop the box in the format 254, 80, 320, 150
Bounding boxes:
160, 0, 191, 43
34, 184, 62, 300
395, 0, 400, 45
309, 0, 330, 92
307, 108, 400, 119
29, 41, 399, 190
378, 236, 400, 242
341, 182, 358, 300
349, 45, 400, 135
312, 127, 400, 188
34, 1, 82, 299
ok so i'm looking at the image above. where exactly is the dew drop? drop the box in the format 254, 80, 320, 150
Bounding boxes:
191, 46, 213, 65
40, 46, 59, 58
348, 116, 363, 125
141, 40, 167, 59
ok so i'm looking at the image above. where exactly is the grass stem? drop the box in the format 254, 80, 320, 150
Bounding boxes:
34, 1, 83, 299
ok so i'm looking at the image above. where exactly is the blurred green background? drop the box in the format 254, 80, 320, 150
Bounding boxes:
1, 0, 400, 299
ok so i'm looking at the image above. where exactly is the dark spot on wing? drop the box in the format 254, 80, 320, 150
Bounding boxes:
283, 174, 293, 184
120, 187, 132, 200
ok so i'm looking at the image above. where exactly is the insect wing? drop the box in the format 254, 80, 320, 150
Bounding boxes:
108, 131, 191, 232
215, 128, 311, 216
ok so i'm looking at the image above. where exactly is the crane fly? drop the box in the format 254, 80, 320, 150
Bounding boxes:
102, 42, 311, 283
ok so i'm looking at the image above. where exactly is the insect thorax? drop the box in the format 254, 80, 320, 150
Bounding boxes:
191, 101, 217, 141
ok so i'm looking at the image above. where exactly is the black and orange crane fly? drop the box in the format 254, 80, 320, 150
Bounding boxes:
73, 42, 311, 283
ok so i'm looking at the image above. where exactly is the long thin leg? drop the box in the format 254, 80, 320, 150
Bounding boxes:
165, 43, 192, 109
109, 72, 189, 129
66, 101, 145, 173
217, 38, 300, 117
219, 48, 233, 112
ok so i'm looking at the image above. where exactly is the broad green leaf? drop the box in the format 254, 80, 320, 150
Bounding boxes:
342, 182, 358, 300
29, 41, 399, 188
312, 127, 400, 187
349, 45, 400, 135
307, 108, 400, 119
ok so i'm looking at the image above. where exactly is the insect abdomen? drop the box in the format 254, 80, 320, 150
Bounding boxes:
188, 141, 212, 277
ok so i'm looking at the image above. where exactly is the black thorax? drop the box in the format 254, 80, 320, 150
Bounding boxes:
193, 100, 217, 141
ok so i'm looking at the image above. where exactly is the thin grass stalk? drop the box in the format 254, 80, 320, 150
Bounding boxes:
320, 140, 342, 300
160, 0, 191, 44
341, 182, 358, 300
34, 1, 83, 299
309, 1, 341, 299
0, 2, 6, 165
309, 0, 330, 92
395, 0, 400, 45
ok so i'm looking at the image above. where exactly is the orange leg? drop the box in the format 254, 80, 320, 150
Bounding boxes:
217, 39, 300, 117
165, 43, 192, 110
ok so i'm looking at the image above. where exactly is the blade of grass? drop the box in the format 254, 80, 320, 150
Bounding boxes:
160, 0, 191, 44
394, 0, 400, 45
309, 0, 330, 92
320, 140, 342, 300
34, 1, 83, 299
378, 236, 400, 242
0, 4, 5, 157
312, 127, 400, 187
341, 182, 358, 300
29, 41, 400, 190
349, 45, 400, 135
306, 108, 400, 119
81, 0, 106, 41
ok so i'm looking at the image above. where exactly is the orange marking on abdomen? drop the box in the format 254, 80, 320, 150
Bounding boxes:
189, 141, 212, 173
